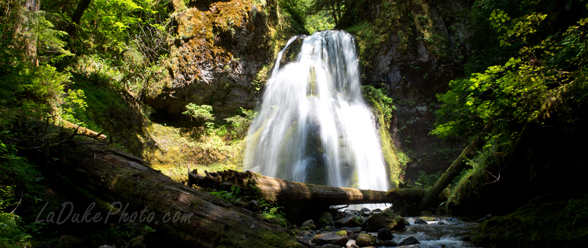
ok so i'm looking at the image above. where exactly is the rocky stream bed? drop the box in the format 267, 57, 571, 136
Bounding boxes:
295, 207, 482, 248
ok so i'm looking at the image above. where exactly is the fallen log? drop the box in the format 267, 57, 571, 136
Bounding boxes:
417, 134, 485, 212
188, 169, 392, 206
58, 139, 300, 248
59, 119, 108, 141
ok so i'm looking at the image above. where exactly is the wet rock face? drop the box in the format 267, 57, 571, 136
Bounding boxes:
356, 0, 474, 181
145, 0, 274, 119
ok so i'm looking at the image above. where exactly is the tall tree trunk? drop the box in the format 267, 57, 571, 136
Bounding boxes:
72, 0, 92, 24
15, 0, 40, 65
417, 135, 485, 212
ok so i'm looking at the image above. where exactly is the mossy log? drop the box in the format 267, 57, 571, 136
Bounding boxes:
417, 135, 485, 212
58, 139, 300, 248
60, 119, 107, 141
188, 169, 392, 206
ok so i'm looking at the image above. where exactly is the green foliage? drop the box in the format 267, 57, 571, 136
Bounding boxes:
0, 132, 46, 247
434, 1, 588, 215
490, 9, 548, 47
433, 13, 588, 140
276, 0, 308, 35
183, 104, 215, 122
305, 9, 335, 34
362, 85, 396, 127
307, 0, 350, 26
224, 107, 257, 139
210, 185, 242, 203
258, 200, 287, 228
59, 89, 88, 125
415, 170, 442, 189
76, 0, 160, 53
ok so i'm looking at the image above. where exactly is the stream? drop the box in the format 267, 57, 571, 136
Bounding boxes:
300, 206, 487, 248
389, 217, 481, 248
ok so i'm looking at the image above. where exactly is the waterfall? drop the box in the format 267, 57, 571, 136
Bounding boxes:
244, 30, 389, 198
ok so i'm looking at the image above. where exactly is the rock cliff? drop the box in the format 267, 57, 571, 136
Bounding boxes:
144, 0, 285, 120
344, 0, 474, 180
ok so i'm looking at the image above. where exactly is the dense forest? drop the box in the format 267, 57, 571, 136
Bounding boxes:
1, 0, 588, 247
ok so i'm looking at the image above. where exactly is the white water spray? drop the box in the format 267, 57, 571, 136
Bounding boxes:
244, 30, 389, 197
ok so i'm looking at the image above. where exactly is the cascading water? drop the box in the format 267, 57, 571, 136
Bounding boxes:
244, 30, 389, 199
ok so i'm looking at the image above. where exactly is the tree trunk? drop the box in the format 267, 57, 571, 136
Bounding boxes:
417, 135, 485, 212
58, 139, 301, 248
14, 0, 40, 65
72, 0, 92, 24
188, 169, 392, 206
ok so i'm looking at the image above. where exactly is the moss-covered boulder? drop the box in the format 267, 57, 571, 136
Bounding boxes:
365, 208, 406, 231
355, 233, 375, 247
312, 231, 349, 246
339, 215, 364, 227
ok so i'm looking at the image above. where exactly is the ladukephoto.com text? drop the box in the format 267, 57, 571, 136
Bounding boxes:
35, 201, 193, 225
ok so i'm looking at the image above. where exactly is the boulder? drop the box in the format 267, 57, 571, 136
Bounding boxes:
414, 218, 428, 224
312, 231, 349, 246
301, 219, 316, 230
365, 208, 406, 231
398, 236, 420, 246
377, 228, 393, 240
340, 215, 364, 227
355, 233, 375, 247
421, 216, 437, 221
360, 208, 372, 216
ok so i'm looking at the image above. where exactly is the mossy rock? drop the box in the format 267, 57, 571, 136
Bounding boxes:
355, 233, 375, 247
365, 208, 406, 232
420, 216, 436, 221
311, 231, 349, 246
339, 215, 364, 227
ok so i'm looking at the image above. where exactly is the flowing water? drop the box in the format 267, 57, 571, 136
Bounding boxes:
388, 217, 482, 248
244, 30, 389, 194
